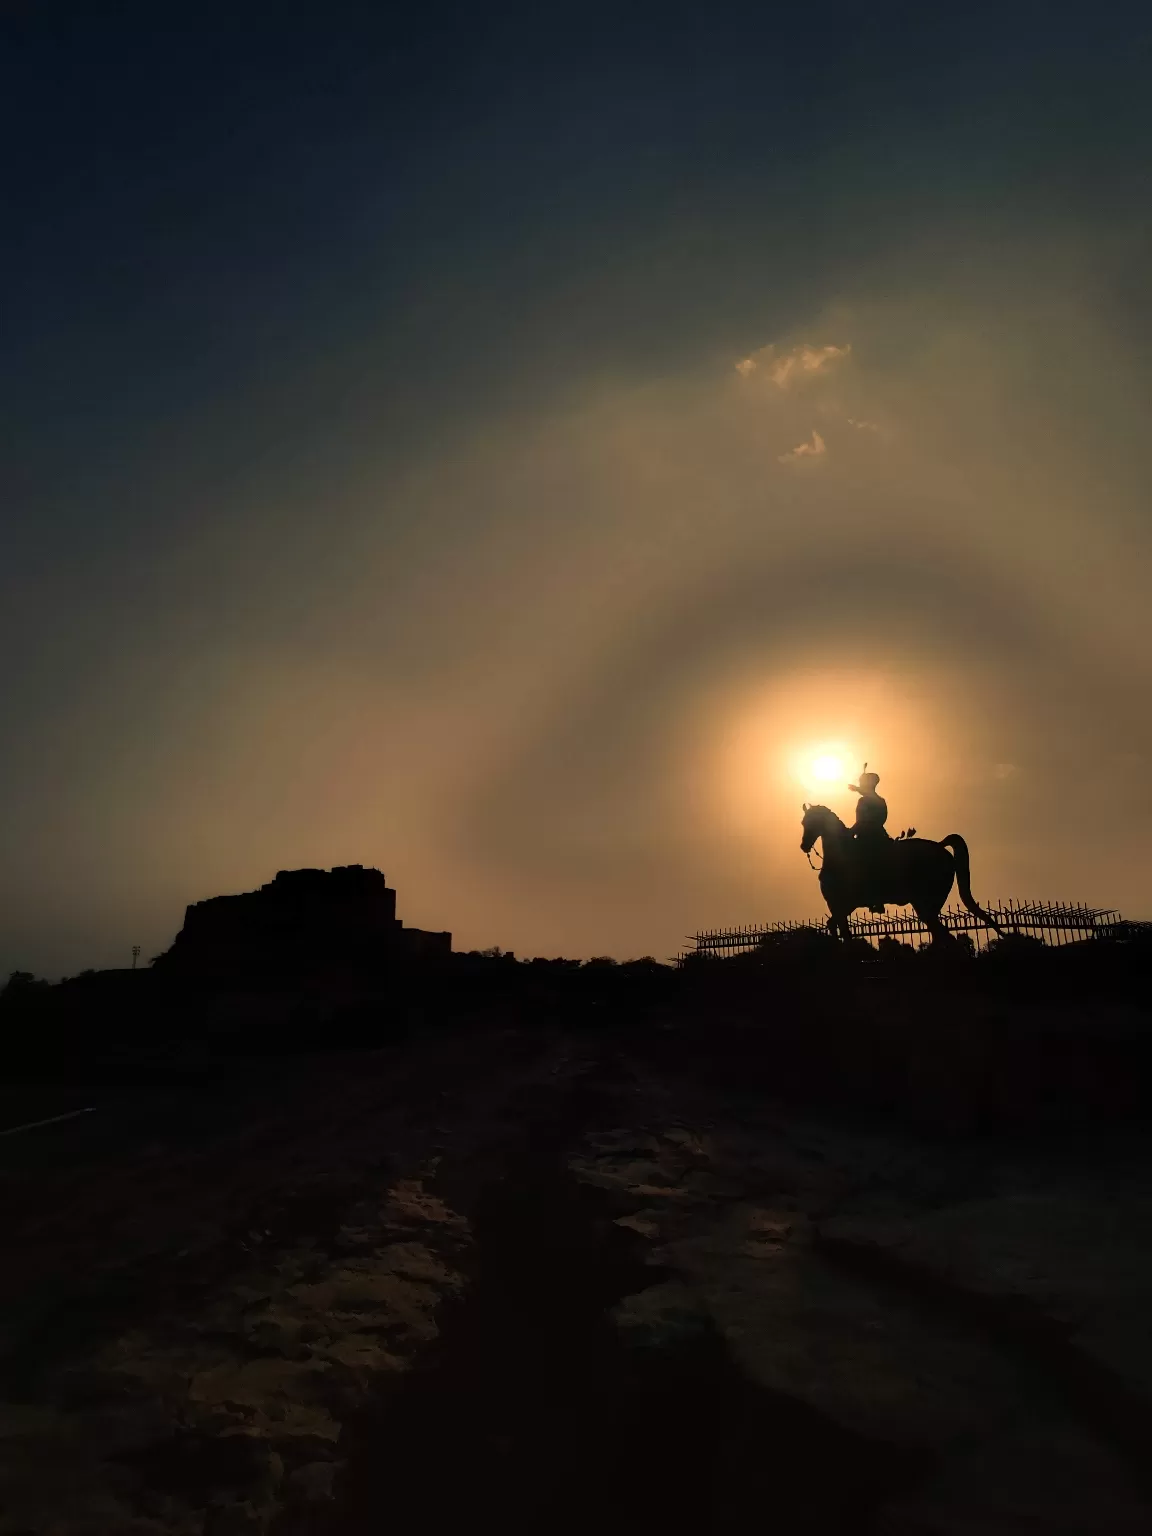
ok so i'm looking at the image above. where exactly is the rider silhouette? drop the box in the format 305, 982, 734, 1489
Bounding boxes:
849, 765, 889, 913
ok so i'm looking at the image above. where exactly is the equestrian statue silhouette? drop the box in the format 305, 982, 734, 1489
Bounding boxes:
800, 764, 1003, 945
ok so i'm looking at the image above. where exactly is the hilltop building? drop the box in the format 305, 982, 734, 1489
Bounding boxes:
153, 865, 450, 980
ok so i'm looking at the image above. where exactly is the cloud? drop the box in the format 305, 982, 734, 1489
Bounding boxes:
735, 341, 851, 387
778, 429, 826, 464
847, 417, 880, 431
993, 762, 1018, 780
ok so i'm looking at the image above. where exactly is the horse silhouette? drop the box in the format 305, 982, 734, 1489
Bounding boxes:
800, 804, 1003, 945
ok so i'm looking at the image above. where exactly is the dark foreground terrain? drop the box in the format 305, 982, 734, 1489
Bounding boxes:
2, 966, 1152, 1534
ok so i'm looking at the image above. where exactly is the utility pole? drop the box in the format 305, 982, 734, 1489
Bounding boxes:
131, 945, 141, 970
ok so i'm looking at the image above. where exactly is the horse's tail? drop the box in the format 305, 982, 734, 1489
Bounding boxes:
939, 835, 1004, 934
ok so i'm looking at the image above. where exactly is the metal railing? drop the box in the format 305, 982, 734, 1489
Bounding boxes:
686, 899, 1127, 959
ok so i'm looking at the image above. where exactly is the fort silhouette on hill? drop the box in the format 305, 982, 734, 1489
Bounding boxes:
152, 864, 451, 981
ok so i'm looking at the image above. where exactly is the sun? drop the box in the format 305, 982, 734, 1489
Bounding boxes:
810, 751, 845, 784
787, 741, 854, 797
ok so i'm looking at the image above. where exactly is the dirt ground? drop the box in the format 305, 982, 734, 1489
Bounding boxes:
1, 1025, 1150, 1534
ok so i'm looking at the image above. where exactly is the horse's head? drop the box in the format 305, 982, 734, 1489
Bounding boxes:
801, 803, 846, 854
800, 802, 824, 854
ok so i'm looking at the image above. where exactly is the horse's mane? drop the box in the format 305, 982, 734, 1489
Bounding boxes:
805, 803, 848, 831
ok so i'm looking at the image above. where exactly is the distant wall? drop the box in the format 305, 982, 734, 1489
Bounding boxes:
398, 927, 452, 964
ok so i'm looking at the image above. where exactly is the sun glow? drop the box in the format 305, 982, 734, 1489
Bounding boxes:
705, 662, 970, 860
809, 751, 845, 784
792, 742, 855, 797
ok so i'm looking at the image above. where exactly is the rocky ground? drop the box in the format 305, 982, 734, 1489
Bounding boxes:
1, 1024, 1150, 1534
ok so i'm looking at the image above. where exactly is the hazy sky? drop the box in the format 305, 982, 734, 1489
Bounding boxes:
3, 3, 1151, 972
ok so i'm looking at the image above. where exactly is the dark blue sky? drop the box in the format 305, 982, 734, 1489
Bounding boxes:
3, 2, 1151, 969
7, 4, 1147, 482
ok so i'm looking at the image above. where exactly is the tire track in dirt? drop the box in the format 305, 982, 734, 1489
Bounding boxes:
320, 1050, 924, 1536
813, 1228, 1152, 1504
0, 1032, 544, 1395
0, 1031, 561, 1535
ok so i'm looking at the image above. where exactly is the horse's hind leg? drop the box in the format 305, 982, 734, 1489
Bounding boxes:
915, 906, 952, 946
